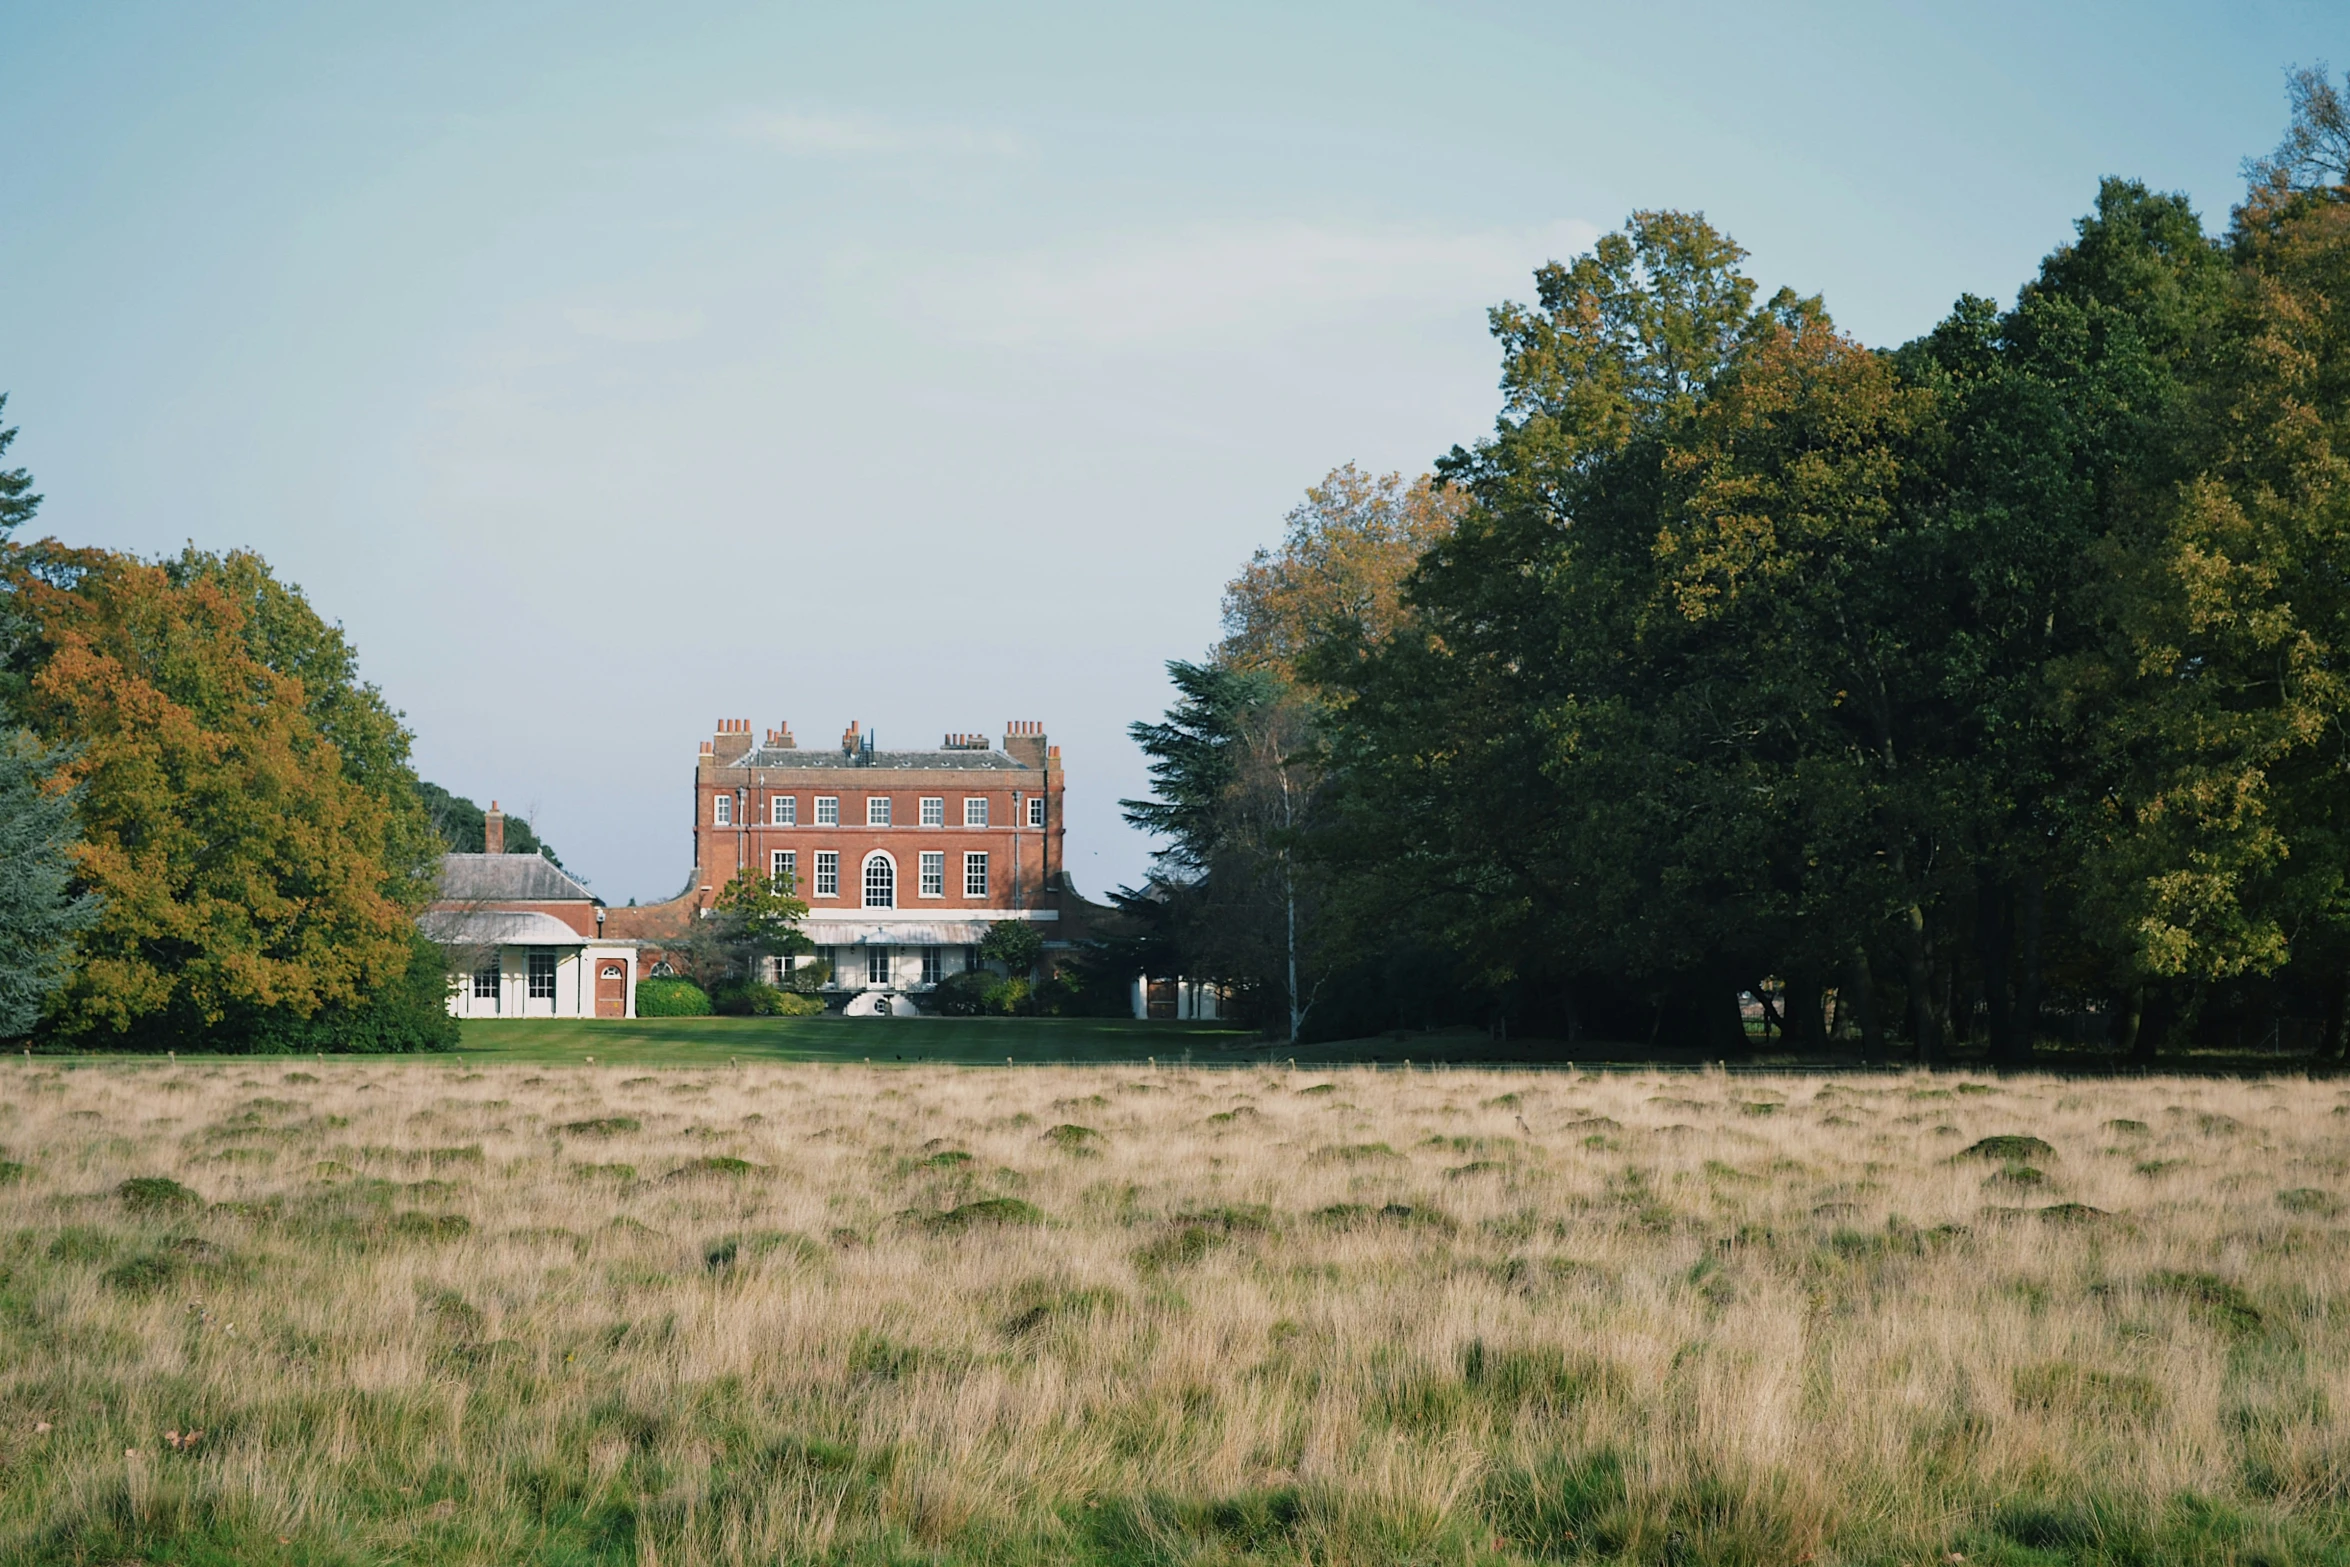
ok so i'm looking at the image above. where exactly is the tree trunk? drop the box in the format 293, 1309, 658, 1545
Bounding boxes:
2121, 985, 2152, 1068
2011, 873, 2043, 1068
1783, 973, 1825, 1053
2323, 959, 2350, 1062
1978, 882, 2017, 1066
1900, 903, 1942, 1067
1284, 860, 1301, 1045
1850, 949, 1884, 1064
1709, 979, 1749, 1059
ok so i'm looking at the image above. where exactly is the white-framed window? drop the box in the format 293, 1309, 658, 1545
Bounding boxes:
472, 961, 499, 999
815, 796, 839, 826
921, 948, 943, 985
772, 795, 796, 826
964, 851, 989, 898
527, 951, 557, 1000
963, 797, 988, 827
867, 795, 892, 827
713, 793, 733, 826
814, 850, 839, 897
1027, 795, 1045, 828
863, 853, 896, 909
771, 849, 796, 890
919, 851, 944, 897
866, 946, 891, 986
919, 796, 944, 826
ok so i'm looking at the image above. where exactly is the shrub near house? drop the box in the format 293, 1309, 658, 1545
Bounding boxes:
634, 978, 712, 1017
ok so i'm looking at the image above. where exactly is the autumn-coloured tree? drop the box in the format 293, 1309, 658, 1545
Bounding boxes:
1219, 464, 1466, 689
1, 542, 452, 1049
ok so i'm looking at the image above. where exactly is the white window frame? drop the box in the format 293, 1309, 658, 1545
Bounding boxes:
1027, 794, 1045, 828
527, 950, 557, 1000
771, 849, 796, 890
866, 946, 891, 987
815, 796, 839, 826
867, 795, 892, 827
963, 797, 988, 827
472, 960, 499, 1000
713, 793, 733, 826
964, 851, 989, 899
921, 947, 943, 986
919, 850, 944, 898
863, 851, 896, 909
771, 795, 796, 826
919, 796, 944, 826
813, 850, 839, 898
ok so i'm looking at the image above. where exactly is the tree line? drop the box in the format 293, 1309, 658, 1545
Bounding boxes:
1112, 70, 2350, 1064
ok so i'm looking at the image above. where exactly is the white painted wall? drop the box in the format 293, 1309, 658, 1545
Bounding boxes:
444, 943, 638, 1019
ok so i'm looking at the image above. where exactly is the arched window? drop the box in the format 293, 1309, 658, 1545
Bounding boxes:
863, 852, 895, 909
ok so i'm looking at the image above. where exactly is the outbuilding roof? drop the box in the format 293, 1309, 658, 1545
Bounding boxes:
436, 853, 599, 903
421, 909, 626, 948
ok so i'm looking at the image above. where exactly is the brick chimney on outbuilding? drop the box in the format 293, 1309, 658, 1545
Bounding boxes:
484, 800, 505, 855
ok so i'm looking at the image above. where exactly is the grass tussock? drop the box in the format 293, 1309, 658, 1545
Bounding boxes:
1, 1061, 2348, 1564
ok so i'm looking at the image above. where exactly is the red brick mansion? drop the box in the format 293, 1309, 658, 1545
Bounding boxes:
604, 719, 1084, 1010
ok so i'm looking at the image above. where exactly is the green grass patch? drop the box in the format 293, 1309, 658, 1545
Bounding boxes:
913, 1197, 1045, 1234
116, 1175, 200, 1213
557, 1117, 640, 1136
1961, 1135, 2056, 1162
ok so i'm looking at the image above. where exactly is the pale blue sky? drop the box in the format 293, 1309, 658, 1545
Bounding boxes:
0, 2, 2333, 902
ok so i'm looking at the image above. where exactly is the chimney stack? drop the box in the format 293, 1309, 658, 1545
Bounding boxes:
710, 718, 752, 761
1002, 720, 1047, 768
841, 720, 861, 756
484, 800, 505, 856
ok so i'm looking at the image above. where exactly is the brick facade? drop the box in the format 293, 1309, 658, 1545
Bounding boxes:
603, 720, 1080, 1007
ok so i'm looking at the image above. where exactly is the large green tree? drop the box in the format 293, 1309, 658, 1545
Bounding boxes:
0, 713, 97, 1037
0, 405, 95, 1035
1, 541, 454, 1050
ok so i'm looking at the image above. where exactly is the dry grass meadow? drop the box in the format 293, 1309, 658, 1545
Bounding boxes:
3, 1059, 2349, 1566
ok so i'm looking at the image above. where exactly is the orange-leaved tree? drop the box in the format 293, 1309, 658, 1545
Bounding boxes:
3, 542, 447, 1046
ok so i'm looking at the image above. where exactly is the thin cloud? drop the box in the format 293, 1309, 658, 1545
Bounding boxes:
727, 107, 1025, 160
563, 305, 708, 344
916, 219, 1602, 349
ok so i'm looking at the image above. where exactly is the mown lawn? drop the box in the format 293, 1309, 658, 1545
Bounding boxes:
452, 1013, 1258, 1065
446, 1017, 1693, 1069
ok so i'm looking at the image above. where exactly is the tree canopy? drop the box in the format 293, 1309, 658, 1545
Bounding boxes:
0, 537, 453, 1050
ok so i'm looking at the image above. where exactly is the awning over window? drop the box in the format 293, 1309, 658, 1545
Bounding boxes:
808, 921, 1005, 946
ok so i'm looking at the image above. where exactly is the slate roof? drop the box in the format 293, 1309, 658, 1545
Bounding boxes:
420, 909, 619, 947
716, 747, 1033, 772
436, 853, 599, 903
